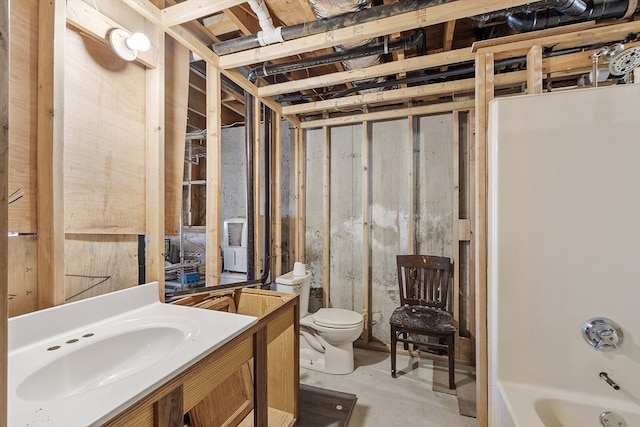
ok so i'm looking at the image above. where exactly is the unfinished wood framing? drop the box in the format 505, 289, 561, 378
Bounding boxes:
406, 116, 415, 255
272, 111, 283, 279
361, 121, 370, 344
218, 0, 532, 69
206, 63, 222, 286
37, 0, 65, 308
1, 0, 8, 420
474, 52, 494, 427
294, 127, 306, 263
527, 45, 543, 95
322, 124, 330, 307
145, 12, 166, 297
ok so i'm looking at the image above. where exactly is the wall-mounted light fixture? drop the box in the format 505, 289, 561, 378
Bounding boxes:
108, 29, 151, 61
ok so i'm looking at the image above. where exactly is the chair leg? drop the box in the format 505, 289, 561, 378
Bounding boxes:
448, 334, 455, 389
402, 332, 408, 351
391, 326, 397, 378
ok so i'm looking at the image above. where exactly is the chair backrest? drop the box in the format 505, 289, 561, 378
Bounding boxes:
396, 255, 452, 310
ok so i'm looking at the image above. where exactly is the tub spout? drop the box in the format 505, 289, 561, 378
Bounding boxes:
599, 372, 620, 390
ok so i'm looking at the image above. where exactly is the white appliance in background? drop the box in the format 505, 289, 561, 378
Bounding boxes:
222, 218, 248, 273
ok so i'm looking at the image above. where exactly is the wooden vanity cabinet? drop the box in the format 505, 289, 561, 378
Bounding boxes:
103, 289, 299, 427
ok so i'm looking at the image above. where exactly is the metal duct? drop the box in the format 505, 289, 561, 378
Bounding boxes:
212, 0, 452, 55
472, 0, 587, 23
506, 0, 640, 32
247, 30, 424, 82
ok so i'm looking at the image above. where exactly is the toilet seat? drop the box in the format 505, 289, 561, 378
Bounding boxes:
313, 308, 363, 329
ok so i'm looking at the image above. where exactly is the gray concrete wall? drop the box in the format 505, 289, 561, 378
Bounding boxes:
304, 114, 454, 344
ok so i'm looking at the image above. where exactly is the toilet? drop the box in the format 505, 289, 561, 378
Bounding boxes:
274, 263, 364, 375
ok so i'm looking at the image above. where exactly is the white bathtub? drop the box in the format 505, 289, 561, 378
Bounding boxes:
494, 381, 640, 427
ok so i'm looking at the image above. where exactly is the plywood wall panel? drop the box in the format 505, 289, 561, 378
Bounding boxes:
64, 29, 146, 234
8, 236, 37, 317
64, 234, 139, 303
8, 0, 38, 232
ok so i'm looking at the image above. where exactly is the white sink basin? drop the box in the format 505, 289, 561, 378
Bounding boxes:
9, 282, 258, 426
17, 325, 185, 401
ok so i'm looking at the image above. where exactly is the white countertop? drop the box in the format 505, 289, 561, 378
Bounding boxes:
8, 282, 258, 426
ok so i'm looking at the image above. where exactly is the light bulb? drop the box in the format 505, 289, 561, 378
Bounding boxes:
125, 33, 151, 53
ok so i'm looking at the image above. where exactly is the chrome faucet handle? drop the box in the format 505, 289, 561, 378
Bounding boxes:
596, 328, 619, 349
583, 318, 624, 351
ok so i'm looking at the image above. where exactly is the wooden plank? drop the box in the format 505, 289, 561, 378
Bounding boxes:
476, 20, 640, 59
295, 127, 306, 263
64, 234, 139, 303
322, 124, 330, 307
361, 121, 370, 344
471, 20, 595, 52
203, 12, 238, 36
283, 79, 476, 116
206, 63, 222, 286
253, 328, 268, 427
272, 111, 283, 279
153, 386, 183, 427
258, 47, 475, 98
8, 0, 37, 232
8, 236, 38, 317
527, 45, 543, 95
37, 0, 65, 308
299, 100, 475, 129
146, 3, 165, 297
161, 0, 246, 27
165, 37, 190, 235
64, 30, 146, 234
66, 0, 158, 68
407, 116, 415, 255
218, 0, 533, 68
474, 52, 494, 427
0, 0, 8, 421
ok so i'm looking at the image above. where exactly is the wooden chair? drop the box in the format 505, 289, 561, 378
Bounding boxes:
389, 254, 456, 389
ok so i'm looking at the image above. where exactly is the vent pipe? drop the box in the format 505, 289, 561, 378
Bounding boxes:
212, 0, 452, 55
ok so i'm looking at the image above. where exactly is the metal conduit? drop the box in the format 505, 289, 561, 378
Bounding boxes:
247, 30, 424, 82
212, 0, 452, 55
244, 92, 256, 280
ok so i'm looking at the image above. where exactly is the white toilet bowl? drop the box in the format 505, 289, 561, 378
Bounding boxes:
274, 264, 364, 375
299, 308, 364, 374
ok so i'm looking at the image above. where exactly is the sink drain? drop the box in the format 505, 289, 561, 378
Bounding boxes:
600, 411, 626, 427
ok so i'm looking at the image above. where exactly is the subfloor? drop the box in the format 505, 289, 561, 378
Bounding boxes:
299, 347, 477, 427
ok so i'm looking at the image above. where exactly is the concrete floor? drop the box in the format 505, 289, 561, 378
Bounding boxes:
299, 347, 477, 427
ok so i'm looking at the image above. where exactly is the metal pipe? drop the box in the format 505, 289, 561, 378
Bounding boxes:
260, 107, 272, 284
212, 0, 451, 55
245, 92, 256, 279
247, 30, 424, 82
506, 0, 640, 32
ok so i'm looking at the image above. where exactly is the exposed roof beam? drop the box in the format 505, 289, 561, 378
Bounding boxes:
282, 78, 477, 115
218, 0, 534, 69
203, 13, 238, 36
299, 100, 475, 129
162, 0, 247, 27
258, 47, 475, 97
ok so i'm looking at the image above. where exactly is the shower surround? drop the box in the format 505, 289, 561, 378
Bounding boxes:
487, 84, 640, 426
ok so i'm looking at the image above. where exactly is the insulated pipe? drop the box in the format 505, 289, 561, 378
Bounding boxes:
246, 30, 424, 82
472, 0, 587, 22
506, 0, 640, 32
212, 0, 451, 55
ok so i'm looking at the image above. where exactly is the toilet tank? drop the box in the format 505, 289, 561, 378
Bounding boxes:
274, 270, 311, 317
